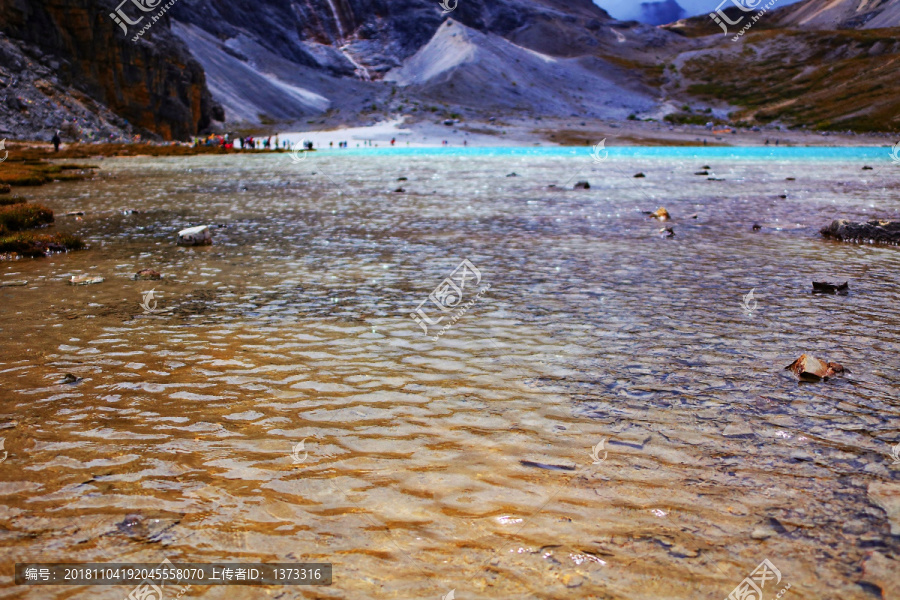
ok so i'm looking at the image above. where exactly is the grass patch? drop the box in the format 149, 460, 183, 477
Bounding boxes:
0, 232, 84, 257
0, 161, 99, 187
0, 203, 54, 231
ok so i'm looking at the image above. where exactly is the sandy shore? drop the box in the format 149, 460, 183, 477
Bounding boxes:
278, 115, 894, 149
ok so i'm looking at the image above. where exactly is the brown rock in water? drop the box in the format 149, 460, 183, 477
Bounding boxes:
786, 177, 796, 181
573, 181, 590, 189
812, 281, 848, 294
135, 269, 161, 281
0, 184, 10, 194
868, 482, 900, 536
752, 224, 762, 231
650, 207, 670, 220
821, 220, 900, 245
861, 551, 900, 599
785, 354, 844, 381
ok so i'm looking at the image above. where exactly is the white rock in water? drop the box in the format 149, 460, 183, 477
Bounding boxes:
177, 225, 212, 246
69, 275, 104, 285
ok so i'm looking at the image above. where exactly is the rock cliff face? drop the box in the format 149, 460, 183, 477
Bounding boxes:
0, 0, 220, 140
171, 0, 621, 77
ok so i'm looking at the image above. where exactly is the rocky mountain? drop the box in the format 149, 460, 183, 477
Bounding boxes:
1, 0, 898, 140
774, 0, 900, 29
166, 0, 675, 127
0, 0, 220, 142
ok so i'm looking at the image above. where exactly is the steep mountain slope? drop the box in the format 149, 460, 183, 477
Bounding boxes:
169, 0, 678, 126
0, 0, 220, 141
774, 0, 900, 29
384, 20, 655, 118
170, 0, 624, 77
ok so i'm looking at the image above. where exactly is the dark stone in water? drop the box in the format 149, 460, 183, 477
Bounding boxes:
813, 281, 848, 294
694, 171, 708, 175
393, 187, 405, 193
520, 460, 576, 471
574, 181, 590, 189
862, 166, 873, 170
506, 172, 518, 177
634, 172, 645, 178
397, 177, 408, 181
821, 219, 900, 245
59, 373, 79, 384
752, 224, 762, 231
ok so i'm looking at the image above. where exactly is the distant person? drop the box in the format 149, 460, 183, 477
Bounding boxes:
52, 130, 61, 152
391, 137, 396, 146
330, 141, 333, 148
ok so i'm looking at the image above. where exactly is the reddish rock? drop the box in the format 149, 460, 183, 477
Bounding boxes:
785, 354, 844, 381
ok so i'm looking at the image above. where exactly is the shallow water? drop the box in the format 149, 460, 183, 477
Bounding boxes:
1, 149, 899, 599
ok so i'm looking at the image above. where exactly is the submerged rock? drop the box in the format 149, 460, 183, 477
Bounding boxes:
752, 224, 762, 231
785, 354, 844, 381
0, 280, 28, 287
659, 226, 675, 238
821, 220, 900, 245
650, 207, 671, 220
506, 172, 518, 177
177, 225, 212, 246
574, 181, 590, 189
59, 373, 80, 384
861, 551, 900, 599
812, 281, 848, 294
634, 172, 645, 178
868, 482, 900, 536
0, 184, 10, 194
135, 268, 161, 281
69, 275, 104, 285
393, 187, 405, 193
694, 171, 709, 175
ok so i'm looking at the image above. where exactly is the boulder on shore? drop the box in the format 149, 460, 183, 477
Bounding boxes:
821, 220, 900, 245
177, 225, 212, 246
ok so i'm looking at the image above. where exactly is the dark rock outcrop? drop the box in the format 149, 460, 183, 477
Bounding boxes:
821, 219, 900, 245
0, 0, 220, 140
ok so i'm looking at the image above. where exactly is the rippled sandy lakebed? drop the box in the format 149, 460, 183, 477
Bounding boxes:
1, 147, 899, 599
